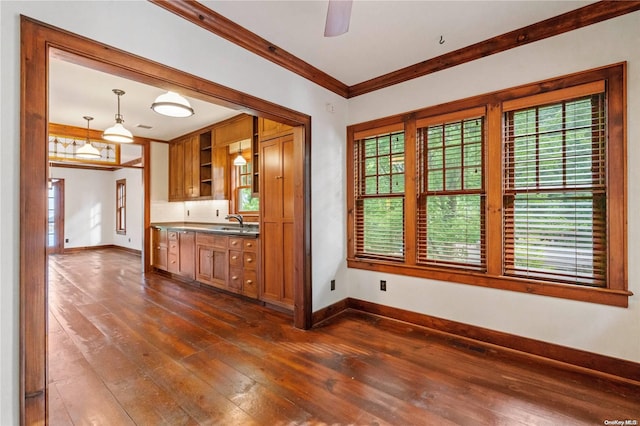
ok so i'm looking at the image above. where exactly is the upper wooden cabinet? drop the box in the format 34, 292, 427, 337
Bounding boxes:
169, 114, 258, 202
214, 114, 252, 146
258, 118, 292, 140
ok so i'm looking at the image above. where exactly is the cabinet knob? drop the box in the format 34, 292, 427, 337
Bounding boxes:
171, 261, 176, 264
231, 275, 238, 280
232, 255, 238, 260
246, 280, 253, 285
246, 258, 253, 263
246, 243, 253, 247
231, 241, 238, 245
275, 176, 283, 179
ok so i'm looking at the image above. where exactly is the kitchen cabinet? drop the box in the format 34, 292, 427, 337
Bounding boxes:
195, 232, 260, 298
169, 130, 224, 201
258, 117, 292, 140
260, 132, 295, 309
214, 114, 252, 147
167, 230, 195, 279
151, 227, 168, 270
228, 236, 259, 298
195, 233, 228, 289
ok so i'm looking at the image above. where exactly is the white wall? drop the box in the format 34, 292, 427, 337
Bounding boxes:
49, 166, 143, 251
347, 12, 640, 364
50, 167, 115, 248
112, 167, 143, 251
0, 2, 347, 423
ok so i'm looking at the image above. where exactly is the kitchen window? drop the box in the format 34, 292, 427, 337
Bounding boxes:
346, 63, 628, 306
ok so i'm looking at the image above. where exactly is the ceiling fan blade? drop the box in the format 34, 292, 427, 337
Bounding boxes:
324, 0, 353, 37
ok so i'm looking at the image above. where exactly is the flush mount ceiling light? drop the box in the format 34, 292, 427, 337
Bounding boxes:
76, 116, 101, 159
103, 89, 134, 143
151, 91, 195, 118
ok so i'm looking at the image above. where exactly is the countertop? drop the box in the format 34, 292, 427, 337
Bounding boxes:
151, 222, 259, 237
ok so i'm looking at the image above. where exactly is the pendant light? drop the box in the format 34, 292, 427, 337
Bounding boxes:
103, 89, 134, 143
151, 91, 194, 118
233, 140, 247, 167
76, 116, 102, 159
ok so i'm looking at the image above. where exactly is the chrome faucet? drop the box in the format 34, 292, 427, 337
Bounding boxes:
225, 214, 244, 227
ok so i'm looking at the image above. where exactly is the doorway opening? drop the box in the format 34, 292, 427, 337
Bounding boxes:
20, 16, 312, 425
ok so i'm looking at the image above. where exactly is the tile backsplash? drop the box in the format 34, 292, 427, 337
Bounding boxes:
151, 199, 230, 223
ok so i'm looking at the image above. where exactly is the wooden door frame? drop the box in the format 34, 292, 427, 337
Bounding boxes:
20, 16, 312, 425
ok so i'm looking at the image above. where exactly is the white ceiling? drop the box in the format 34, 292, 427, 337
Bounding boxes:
203, 0, 595, 86
49, 1, 595, 140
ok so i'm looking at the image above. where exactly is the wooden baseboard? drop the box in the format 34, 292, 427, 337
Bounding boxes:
63, 244, 141, 255
312, 297, 640, 384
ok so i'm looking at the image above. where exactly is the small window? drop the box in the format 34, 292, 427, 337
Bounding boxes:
231, 151, 259, 214
116, 179, 126, 235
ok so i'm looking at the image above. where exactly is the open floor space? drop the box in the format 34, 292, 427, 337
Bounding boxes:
48, 249, 639, 425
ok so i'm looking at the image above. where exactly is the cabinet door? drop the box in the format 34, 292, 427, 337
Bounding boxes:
196, 245, 213, 283
184, 135, 200, 198
177, 231, 195, 279
260, 134, 295, 309
210, 247, 228, 288
212, 146, 228, 200
169, 142, 184, 201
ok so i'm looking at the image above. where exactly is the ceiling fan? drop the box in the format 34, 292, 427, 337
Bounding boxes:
324, 0, 353, 37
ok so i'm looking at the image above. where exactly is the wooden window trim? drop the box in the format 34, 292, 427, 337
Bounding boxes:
116, 178, 126, 235
228, 151, 259, 221
347, 63, 629, 307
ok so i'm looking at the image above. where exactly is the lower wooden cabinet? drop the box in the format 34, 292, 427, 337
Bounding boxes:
167, 230, 195, 279
196, 233, 228, 289
195, 232, 260, 298
152, 227, 168, 270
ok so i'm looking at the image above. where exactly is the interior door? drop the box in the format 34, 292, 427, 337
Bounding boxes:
47, 179, 64, 254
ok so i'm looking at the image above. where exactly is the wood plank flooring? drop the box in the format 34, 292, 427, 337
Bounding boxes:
48, 249, 640, 425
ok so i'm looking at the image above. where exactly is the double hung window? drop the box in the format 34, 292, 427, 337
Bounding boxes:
347, 64, 628, 306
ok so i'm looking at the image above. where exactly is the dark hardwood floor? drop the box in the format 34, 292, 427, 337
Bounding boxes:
48, 249, 639, 425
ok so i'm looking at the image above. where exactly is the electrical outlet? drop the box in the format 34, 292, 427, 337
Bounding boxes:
330, 279, 336, 291
380, 280, 387, 291
216, 209, 219, 217
187, 209, 190, 216
65, 238, 69, 243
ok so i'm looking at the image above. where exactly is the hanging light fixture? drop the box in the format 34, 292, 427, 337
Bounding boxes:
151, 91, 194, 118
103, 89, 134, 143
233, 140, 247, 167
76, 116, 101, 159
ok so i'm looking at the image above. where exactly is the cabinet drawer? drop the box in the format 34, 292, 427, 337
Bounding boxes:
196, 232, 228, 248
168, 253, 178, 273
228, 237, 243, 249
243, 270, 258, 297
228, 268, 243, 292
243, 252, 257, 269
243, 238, 258, 251
168, 241, 179, 254
229, 250, 242, 267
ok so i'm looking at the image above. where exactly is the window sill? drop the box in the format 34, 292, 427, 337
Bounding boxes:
347, 258, 632, 308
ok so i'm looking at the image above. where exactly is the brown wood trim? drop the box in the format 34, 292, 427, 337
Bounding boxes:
120, 157, 143, 168
346, 298, 640, 384
49, 162, 120, 172
143, 140, 152, 273
348, 1, 640, 97
348, 258, 630, 308
49, 122, 162, 145
148, 0, 349, 98
63, 244, 141, 255
149, 1, 639, 99
311, 298, 350, 326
